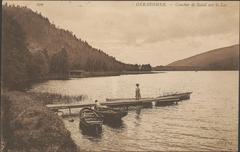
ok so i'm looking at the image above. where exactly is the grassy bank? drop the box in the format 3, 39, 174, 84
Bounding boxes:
29, 92, 87, 105
1, 91, 79, 152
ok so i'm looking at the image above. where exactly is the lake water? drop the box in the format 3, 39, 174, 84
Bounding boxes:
29, 71, 238, 151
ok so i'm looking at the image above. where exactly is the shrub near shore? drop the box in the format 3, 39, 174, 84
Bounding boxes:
1, 91, 79, 152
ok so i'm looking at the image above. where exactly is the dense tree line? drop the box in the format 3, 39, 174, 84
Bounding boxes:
2, 8, 70, 89
50, 48, 69, 77
2, 11, 32, 89
3, 5, 150, 72
2, 5, 152, 90
140, 64, 152, 71
29, 50, 49, 80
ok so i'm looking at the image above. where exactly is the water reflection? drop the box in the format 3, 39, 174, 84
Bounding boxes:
104, 120, 126, 129
136, 105, 142, 114
134, 107, 142, 127
80, 129, 103, 138
81, 132, 102, 141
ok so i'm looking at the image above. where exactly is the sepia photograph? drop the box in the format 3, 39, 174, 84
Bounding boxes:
1, 1, 239, 151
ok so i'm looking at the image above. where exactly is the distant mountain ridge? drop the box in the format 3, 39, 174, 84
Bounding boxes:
155, 44, 239, 71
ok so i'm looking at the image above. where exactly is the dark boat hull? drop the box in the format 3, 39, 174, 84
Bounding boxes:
79, 107, 103, 135
101, 111, 127, 122
155, 100, 177, 106
96, 107, 128, 122
158, 92, 192, 101
79, 121, 102, 135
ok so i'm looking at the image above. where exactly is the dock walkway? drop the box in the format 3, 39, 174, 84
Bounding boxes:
46, 92, 192, 114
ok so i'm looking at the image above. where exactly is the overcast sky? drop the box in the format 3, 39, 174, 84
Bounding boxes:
4, 1, 239, 66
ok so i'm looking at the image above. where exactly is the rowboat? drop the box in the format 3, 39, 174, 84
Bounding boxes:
158, 92, 192, 100
95, 107, 128, 122
79, 107, 103, 135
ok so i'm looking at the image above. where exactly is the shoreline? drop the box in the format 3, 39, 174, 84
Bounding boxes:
1, 91, 80, 152
153, 67, 239, 71
69, 71, 162, 78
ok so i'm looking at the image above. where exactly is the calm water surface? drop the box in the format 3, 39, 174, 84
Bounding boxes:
30, 71, 238, 151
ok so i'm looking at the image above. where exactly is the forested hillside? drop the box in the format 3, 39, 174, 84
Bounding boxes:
2, 4, 150, 89
2, 8, 32, 89
3, 5, 130, 71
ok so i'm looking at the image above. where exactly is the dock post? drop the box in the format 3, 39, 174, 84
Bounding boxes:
68, 107, 72, 115
175, 99, 179, 105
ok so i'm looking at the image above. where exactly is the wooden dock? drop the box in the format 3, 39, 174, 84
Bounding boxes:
46, 92, 192, 114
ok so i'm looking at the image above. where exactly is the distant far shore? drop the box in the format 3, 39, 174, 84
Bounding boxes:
153, 69, 239, 72
153, 66, 239, 71
69, 71, 162, 78
65, 69, 239, 79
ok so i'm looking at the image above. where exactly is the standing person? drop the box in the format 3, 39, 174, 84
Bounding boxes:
94, 100, 101, 110
94, 100, 107, 110
135, 83, 141, 100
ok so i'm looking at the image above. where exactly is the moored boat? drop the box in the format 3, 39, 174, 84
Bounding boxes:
95, 106, 128, 122
158, 92, 192, 100
79, 107, 103, 135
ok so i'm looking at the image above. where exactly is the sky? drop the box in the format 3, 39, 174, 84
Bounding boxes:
4, 1, 239, 66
